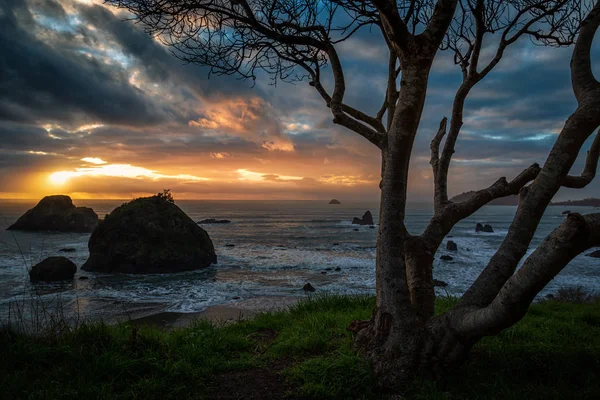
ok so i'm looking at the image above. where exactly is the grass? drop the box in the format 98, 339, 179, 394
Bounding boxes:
1, 294, 599, 400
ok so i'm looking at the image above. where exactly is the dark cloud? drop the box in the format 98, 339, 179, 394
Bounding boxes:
0, 0, 598, 201
0, 0, 172, 127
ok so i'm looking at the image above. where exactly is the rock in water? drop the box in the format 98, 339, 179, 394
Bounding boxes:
197, 218, 231, 224
352, 210, 374, 225
29, 257, 76, 282
587, 250, 600, 258
562, 210, 571, 215
8, 195, 98, 232
440, 255, 454, 261
433, 279, 448, 288
476, 223, 494, 233
303, 283, 316, 292
329, 199, 341, 204
82, 195, 217, 274
446, 240, 458, 251
482, 224, 494, 233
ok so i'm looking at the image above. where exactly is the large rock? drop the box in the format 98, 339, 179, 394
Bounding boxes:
352, 210, 374, 225
82, 195, 217, 274
29, 257, 77, 282
329, 199, 341, 204
7, 195, 98, 233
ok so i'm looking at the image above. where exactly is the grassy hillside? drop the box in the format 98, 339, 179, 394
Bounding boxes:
1, 295, 599, 399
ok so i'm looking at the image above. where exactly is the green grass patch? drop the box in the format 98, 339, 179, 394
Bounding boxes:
1, 295, 599, 399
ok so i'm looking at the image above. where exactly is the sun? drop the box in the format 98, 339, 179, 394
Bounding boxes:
49, 171, 72, 185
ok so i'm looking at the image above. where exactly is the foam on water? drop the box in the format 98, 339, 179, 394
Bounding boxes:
0, 200, 599, 316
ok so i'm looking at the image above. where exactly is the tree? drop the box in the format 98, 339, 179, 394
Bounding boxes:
108, 0, 600, 389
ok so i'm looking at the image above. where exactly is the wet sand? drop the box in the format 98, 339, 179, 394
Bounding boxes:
128, 296, 300, 328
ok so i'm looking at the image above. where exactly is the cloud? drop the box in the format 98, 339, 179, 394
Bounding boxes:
0, 0, 599, 202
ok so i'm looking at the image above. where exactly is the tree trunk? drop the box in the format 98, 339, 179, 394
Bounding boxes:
354, 64, 453, 387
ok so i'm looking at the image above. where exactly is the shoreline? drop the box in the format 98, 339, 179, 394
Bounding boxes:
127, 296, 301, 328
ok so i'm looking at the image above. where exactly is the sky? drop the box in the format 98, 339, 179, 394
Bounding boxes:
0, 0, 599, 201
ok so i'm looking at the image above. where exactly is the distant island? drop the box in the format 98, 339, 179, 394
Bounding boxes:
550, 198, 600, 207
450, 193, 600, 207
329, 199, 341, 204
449, 191, 519, 206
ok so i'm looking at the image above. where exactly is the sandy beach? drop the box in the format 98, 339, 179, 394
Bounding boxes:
127, 296, 301, 328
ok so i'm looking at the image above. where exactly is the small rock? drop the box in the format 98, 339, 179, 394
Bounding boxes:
197, 218, 231, 224
328, 199, 341, 204
562, 210, 571, 215
232, 296, 241, 300
325, 268, 333, 271
369, 225, 375, 229
440, 255, 454, 261
353, 228, 359, 232
332, 242, 340, 246
433, 279, 448, 288
545, 294, 555, 299
59, 248, 76, 253
29, 257, 77, 282
321, 271, 327, 275
225, 244, 235, 247
587, 250, 600, 258
476, 223, 494, 233
79, 276, 89, 280
303, 283, 316, 292
334, 267, 341, 272
446, 240, 458, 251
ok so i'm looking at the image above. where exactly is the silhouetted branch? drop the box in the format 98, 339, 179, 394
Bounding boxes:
563, 129, 600, 188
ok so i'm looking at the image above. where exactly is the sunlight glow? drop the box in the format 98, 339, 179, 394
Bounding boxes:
81, 157, 108, 165
236, 169, 303, 182
48, 163, 210, 186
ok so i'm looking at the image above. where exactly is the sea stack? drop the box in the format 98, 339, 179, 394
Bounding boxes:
329, 199, 341, 204
7, 195, 98, 233
352, 210, 374, 225
82, 194, 217, 274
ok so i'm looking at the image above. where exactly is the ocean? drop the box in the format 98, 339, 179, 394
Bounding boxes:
0, 199, 598, 320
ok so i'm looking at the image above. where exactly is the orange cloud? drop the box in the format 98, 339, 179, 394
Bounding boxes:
189, 97, 295, 151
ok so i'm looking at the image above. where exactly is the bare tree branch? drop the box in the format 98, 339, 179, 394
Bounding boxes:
563, 128, 600, 188
459, 0, 600, 309
456, 212, 600, 339
430, 117, 448, 212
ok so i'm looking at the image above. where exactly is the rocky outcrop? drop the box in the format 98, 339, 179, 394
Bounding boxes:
352, 211, 374, 225
446, 241, 458, 251
197, 219, 231, 224
82, 195, 217, 274
29, 257, 77, 282
476, 223, 494, 233
329, 199, 341, 204
8, 195, 98, 233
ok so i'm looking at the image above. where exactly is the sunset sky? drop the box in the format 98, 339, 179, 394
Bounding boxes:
1, 0, 599, 201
